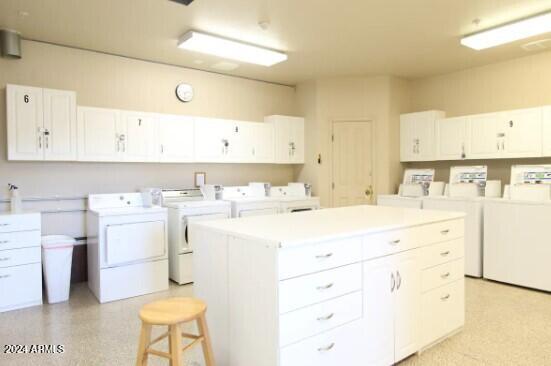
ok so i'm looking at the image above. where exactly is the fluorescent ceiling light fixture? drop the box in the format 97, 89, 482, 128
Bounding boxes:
461, 12, 551, 50
178, 31, 287, 66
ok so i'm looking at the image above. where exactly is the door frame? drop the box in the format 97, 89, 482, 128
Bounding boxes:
330, 119, 375, 207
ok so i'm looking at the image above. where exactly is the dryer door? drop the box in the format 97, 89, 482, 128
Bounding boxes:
105, 220, 166, 267
182, 213, 229, 253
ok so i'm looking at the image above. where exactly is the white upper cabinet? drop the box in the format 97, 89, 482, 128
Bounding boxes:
468, 113, 502, 159
43, 88, 77, 161
400, 110, 444, 162
436, 116, 468, 160
77, 107, 121, 162
7, 84, 76, 161
266, 115, 305, 164
227, 121, 255, 162
119, 111, 158, 162
251, 123, 275, 163
157, 115, 194, 162
194, 117, 232, 162
500, 107, 542, 158
543, 106, 551, 157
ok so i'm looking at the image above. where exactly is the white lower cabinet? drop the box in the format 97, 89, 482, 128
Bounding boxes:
363, 250, 420, 364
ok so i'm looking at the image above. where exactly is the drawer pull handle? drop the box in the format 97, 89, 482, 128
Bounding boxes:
440, 251, 450, 256
441, 294, 451, 301
0, 274, 10, 279
0, 240, 9, 244
316, 313, 335, 321
0, 257, 10, 261
441, 272, 450, 279
440, 229, 450, 235
0, 223, 9, 227
396, 270, 402, 290
389, 239, 401, 245
315, 253, 333, 259
317, 343, 335, 352
316, 283, 334, 290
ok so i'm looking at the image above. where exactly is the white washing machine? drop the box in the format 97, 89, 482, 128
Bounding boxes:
161, 188, 231, 285
87, 193, 169, 303
270, 183, 321, 213
222, 183, 281, 218
377, 168, 436, 209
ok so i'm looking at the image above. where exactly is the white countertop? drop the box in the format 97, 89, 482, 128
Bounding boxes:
192, 205, 464, 247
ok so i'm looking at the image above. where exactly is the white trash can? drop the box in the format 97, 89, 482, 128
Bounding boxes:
41, 235, 76, 304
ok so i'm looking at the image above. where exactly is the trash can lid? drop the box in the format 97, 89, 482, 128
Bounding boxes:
41, 235, 76, 249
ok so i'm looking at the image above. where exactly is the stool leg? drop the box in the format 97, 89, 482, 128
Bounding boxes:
197, 313, 216, 366
169, 324, 182, 366
136, 323, 152, 366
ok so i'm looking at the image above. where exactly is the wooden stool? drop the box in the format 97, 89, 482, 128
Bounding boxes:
136, 297, 215, 366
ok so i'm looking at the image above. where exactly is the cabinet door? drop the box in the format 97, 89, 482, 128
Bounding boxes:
77, 107, 121, 162
501, 108, 542, 158
400, 114, 416, 162
120, 112, 158, 162
394, 251, 421, 362
194, 118, 230, 162
436, 117, 467, 160
289, 117, 305, 164
468, 113, 501, 159
158, 115, 194, 162
362, 256, 395, 366
544, 107, 551, 157
415, 116, 436, 161
251, 123, 275, 163
267, 115, 291, 163
43, 88, 77, 161
227, 121, 254, 162
6, 84, 44, 160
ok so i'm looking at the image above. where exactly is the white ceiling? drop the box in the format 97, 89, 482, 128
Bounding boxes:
1, 0, 551, 85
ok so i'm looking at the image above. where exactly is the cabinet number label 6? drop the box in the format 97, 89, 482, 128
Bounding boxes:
24, 95, 29, 103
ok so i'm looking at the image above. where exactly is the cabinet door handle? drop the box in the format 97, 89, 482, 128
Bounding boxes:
160, 144, 164, 154
501, 140, 505, 150
315, 252, 333, 259
316, 283, 334, 291
440, 250, 450, 256
391, 272, 396, 292
0, 223, 9, 227
440, 229, 450, 235
496, 141, 500, 151
0, 274, 11, 279
38, 134, 43, 149
0, 240, 9, 244
389, 239, 401, 245
316, 313, 335, 321
441, 294, 451, 301
0, 257, 10, 261
441, 272, 451, 279
317, 343, 335, 352
396, 271, 402, 290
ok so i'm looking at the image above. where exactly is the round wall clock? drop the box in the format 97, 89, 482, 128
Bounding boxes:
175, 83, 194, 102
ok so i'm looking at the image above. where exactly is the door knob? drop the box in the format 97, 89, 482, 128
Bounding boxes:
365, 185, 373, 197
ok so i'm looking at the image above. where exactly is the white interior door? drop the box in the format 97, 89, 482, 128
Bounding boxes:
158, 115, 194, 162
77, 107, 120, 161
105, 221, 165, 267
363, 256, 396, 366
6, 84, 44, 160
332, 121, 373, 207
121, 112, 158, 162
43, 88, 77, 161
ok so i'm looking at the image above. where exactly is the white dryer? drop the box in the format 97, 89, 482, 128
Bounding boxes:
87, 193, 169, 303
222, 183, 281, 218
161, 189, 231, 285
270, 183, 321, 213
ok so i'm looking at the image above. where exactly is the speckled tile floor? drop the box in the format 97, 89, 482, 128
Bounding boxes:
1, 278, 550, 366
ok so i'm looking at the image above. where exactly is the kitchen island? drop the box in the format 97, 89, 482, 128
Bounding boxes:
190, 205, 465, 366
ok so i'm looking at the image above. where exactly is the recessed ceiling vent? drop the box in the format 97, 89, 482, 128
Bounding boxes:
521, 39, 551, 51
170, 0, 195, 5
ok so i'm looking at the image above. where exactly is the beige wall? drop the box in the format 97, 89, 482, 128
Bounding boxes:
0, 40, 297, 199
407, 50, 551, 184
296, 75, 410, 207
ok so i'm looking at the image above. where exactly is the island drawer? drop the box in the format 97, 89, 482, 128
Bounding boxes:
279, 263, 361, 313
420, 238, 464, 269
278, 237, 362, 280
362, 228, 414, 260
280, 320, 364, 366
421, 258, 464, 293
0, 230, 41, 251
412, 219, 464, 246
0, 247, 41, 268
0, 214, 41, 233
421, 279, 464, 348
279, 291, 362, 347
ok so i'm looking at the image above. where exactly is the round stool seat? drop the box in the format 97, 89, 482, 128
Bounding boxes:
139, 297, 207, 325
